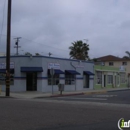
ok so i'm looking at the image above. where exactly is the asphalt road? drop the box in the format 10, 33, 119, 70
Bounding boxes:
0, 92, 130, 130
44, 90, 130, 105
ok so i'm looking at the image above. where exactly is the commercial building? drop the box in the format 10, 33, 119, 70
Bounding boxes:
0, 55, 94, 92
94, 65, 127, 89
95, 55, 129, 87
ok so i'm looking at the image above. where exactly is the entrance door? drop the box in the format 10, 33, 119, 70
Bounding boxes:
83, 75, 89, 88
26, 72, 37, 91
115, 76, 116, 87
104, 75, 106, 87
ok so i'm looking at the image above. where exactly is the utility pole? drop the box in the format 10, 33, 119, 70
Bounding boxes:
48, 52, 52, 57
14, 37, 21, 55
6, 0, 12, 96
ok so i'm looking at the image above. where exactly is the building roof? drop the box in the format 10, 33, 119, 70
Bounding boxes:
96, 55, 130, 61
0, 55, 94, 64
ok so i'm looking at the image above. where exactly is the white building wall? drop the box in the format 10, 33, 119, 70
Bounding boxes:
0, 56, 94, 92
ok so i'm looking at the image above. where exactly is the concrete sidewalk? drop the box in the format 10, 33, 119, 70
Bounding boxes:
0, 87, 129, 99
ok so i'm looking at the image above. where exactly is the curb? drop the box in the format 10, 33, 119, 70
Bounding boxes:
50, 92, 84, 97
35, 92, 84, 98
84, 90, 107, 95
0, 96, 14, 98
107, 88, 130, 92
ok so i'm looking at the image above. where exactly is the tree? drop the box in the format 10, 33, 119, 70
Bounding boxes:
25, 52, 32, 56
123, 51, 130, 59
69, 40, 89, 60
35, 53, 40, 56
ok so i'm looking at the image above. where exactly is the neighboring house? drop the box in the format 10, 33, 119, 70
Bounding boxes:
0, 55, 94, 92
95, 55, 130, 87
94, 65, 127, 89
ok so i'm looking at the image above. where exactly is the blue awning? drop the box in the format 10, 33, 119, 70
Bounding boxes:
65, 70, 80, 75
48, 69, 64, 74
21, 67, 43, 72
84, 71, 94, 75
0, 69, 14, 73
54, 69, 64, 74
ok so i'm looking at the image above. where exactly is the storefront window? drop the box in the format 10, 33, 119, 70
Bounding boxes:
96, 71, 102, 84
65, 74, 75, 85
107, 75, 113, 84
48, 73, 59, 85
0, 72, 14, 85
120, 73, 125, 83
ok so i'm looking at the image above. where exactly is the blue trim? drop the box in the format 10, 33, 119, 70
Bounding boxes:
76, 77, 83, 80
21, 67, 43, 72
14, 77, 26, 79
0, 69, 14, 73
0, 56, 94, 64
14, 76, 93, 80
41, 77, 48, 79
60, 77, 64, 79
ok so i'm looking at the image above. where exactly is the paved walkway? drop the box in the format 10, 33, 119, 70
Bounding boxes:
0, 87, 129, 99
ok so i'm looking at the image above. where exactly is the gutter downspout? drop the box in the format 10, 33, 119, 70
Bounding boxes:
70, 62, 76, 91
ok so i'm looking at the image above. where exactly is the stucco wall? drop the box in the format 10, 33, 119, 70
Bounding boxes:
0, 56, 94, 92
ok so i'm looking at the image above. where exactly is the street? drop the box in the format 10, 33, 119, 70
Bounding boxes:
0, 90, 130, 130
44, 90, 130, 105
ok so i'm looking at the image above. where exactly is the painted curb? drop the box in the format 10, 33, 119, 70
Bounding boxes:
107, 88, 130, 92
84, 90, 107, 95
49, 92, 84, 97
35, 92, 84, 98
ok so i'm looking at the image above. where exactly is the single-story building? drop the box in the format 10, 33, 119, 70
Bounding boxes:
94, 65, 127, 89
0, 55, 94, 92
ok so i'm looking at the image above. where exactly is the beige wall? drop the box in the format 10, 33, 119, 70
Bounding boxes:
105, 61, 130, 76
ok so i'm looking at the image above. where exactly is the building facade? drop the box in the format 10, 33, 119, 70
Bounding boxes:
95, 55, 129, 87
94, 65, 127, 89
0, 56, 94, 92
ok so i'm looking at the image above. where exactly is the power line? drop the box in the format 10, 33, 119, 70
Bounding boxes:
0, 34, 70, 53
22, 37, 70, 53
0, 0, 7, 45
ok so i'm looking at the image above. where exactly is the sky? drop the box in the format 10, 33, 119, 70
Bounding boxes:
0, 0, 130, 59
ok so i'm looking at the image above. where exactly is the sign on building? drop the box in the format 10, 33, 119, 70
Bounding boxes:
0, 62, 15, 69
48, 63, 60, 69
119, 66, 125, 71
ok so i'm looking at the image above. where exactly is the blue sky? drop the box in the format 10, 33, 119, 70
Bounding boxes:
0, 0, 130, 59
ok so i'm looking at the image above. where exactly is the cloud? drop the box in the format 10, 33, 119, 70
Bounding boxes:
0, 0, 130, 59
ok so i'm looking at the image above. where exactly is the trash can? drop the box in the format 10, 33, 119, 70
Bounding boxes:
58, 84, 64, 95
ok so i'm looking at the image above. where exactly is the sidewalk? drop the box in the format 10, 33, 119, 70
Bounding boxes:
0, 87, 129, 99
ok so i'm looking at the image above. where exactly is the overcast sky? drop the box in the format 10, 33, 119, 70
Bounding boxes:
0, 0, 130, 59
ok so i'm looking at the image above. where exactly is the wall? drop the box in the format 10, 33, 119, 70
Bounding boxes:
94, 65, 127, 89
41, 56, 94, 92
0, 56, 94, 92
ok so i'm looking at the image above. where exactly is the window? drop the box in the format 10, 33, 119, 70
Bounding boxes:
107, 75, 113, 84
120, 73, 125, 83
65, 74, 75, 85
48, 73, 59, 85
122, 62, 127, 65
109, 62, 114, 66
96, 71, 102, 84
0, 72, 14, 85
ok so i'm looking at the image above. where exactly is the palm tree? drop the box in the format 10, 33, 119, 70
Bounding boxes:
69, 40, 89, 60
123, 51, 130, 59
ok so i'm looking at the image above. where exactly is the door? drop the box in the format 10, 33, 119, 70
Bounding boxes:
115, 76, 116, 87
83, 74, 89, 88
26, 72, 37, 91
104, 75, 106, 87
